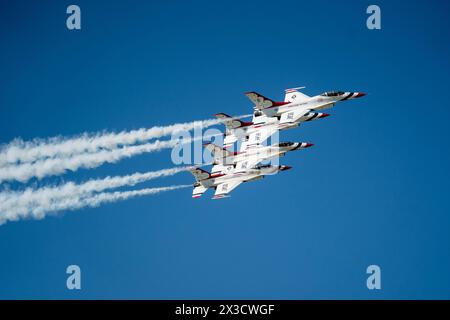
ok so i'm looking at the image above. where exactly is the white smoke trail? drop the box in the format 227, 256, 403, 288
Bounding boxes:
73, 184, 191, 212
0, 119, 218, 166
0, 115, 250, 167
0, 167, 191, 225
0, 134, 214, 183
0, 184, 191, 225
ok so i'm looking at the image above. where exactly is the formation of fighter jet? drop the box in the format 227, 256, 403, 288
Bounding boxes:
189, 87, 365, 199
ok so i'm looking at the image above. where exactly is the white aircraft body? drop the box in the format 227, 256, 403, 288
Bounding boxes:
246, 87, 365, 119
215, 111, 327, 149
216, 87, 365, 149
189, 164, 292, 199
204, 141, 313, 171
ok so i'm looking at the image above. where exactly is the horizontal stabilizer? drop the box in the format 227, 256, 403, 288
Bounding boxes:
192, 184, 208, 198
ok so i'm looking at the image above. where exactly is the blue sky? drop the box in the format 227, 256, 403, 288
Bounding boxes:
0, 0, 450, 299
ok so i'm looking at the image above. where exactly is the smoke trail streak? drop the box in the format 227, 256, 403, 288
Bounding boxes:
74, 184, 191, 212
0, 115, 250, 167
0, 134, 216, 183
0, 119, 218, 166
0, 167, 191, 224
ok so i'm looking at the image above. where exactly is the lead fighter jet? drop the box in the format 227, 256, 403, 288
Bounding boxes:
217, 87, 365, 149
247, 87, 365, 124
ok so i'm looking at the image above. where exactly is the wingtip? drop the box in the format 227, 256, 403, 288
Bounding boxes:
212, 195, 230, 200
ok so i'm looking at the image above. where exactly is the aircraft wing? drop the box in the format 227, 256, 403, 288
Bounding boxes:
234, 152, 264, 171
279, 108, 311, 125
239, 125, 278, 151
212, 180, 243, 199
284, 87, 310, 103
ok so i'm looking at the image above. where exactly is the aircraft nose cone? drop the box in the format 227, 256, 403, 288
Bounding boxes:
280, 165, 292, 171
305, 143, 314, 148
354, 92, 366, 98
320, 113, 330, 118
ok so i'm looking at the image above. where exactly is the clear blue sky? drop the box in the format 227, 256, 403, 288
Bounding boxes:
0, 0, 449, 299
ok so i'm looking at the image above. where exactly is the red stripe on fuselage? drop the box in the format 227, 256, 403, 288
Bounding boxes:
209, 173, 226, 179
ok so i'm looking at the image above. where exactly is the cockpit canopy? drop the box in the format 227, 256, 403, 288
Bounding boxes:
321, 91, 345, 97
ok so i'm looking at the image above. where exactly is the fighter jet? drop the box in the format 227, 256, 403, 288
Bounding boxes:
215, 112, 327, 149
216, 87, 365, 148
188, 141, 309, 199
247, 87, 365, 141
246, 87, 366, 120
189, 164, 292, 199
188, 86, 364, 199
203, 141, 313, 171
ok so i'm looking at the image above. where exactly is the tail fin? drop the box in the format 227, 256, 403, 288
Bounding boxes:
284, 87, 310, 103
215, 113, 253, 130
204, 143, 238, 164
188, 167, 211, 182
244, 92, 289, 110
214, 113, 253, 148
